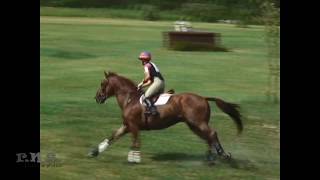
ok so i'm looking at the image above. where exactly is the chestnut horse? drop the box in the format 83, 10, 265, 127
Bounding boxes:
89, 71, 243, 163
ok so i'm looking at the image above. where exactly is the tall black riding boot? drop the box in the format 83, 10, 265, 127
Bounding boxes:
143, 98, 152, 115
149, 104, 158, 116
143, 98, 158, 116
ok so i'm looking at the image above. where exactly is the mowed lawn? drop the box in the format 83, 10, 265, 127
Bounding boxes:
40, 16, 279, 180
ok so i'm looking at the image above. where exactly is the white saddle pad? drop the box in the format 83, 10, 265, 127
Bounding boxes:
139, 93, 173, 106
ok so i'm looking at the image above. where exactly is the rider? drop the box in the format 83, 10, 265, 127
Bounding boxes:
137, 51, 165, 115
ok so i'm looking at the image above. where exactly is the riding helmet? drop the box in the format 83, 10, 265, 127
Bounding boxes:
138, 51, 152, 61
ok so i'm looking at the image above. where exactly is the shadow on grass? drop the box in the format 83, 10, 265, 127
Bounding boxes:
151, 152, 258, 170
151, 152, 204, 162
225, 158, 258, 171
41, 47, 98, 60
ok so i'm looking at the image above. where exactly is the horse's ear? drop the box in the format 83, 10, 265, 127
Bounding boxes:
106, 71, 117, 77
104, 71, 109, 78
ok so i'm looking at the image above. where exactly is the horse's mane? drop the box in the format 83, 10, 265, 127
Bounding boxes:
108, 72, 138, 92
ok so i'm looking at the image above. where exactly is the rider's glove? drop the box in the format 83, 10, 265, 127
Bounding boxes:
137, 82, 143, 90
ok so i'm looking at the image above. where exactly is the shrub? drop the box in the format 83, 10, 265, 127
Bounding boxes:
180, 3, 228, 22
141, 5, 160, 21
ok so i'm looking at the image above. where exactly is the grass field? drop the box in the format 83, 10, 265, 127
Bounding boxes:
40, 16, 280, 179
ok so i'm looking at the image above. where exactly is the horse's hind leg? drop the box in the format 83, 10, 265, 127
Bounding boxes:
186, 122, 230, 161
186, 122, 216, 160
211, 132, 231, 160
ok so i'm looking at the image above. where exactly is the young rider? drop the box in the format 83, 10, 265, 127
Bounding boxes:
137, 51, 165, 115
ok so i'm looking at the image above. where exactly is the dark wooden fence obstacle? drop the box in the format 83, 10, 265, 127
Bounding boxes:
162, 31, 222, 51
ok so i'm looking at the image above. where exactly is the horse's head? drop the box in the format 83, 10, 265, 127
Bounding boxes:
95, 71, 115, 104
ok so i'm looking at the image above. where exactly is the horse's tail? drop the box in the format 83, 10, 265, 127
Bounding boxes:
205, 97, 243, 134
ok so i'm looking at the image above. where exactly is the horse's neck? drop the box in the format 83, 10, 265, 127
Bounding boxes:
115, 91, 139, 110
115, 93, 126, 110
113, 83, 138, 110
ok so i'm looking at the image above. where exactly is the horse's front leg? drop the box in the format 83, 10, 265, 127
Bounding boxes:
88, 125, 128, 157
127, 125, 141, 163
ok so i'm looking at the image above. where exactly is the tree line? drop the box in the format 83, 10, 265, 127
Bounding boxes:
40, 0, 279, 24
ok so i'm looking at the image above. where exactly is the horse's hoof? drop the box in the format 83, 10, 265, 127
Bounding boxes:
128, 161, 141, 164
87, 147, 99, 158
221, 152, 232, 160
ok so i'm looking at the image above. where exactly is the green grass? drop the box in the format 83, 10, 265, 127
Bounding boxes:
40, 16, 279, 180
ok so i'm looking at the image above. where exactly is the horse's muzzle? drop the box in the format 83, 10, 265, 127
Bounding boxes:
95, 95, 107, 104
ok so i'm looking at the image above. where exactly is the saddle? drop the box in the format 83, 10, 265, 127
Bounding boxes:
139, 89, 175, 106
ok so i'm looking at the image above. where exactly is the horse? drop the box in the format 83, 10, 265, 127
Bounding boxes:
89, 71, 243, 163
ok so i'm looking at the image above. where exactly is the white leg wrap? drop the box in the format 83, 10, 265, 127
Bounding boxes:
128, 150, 141, 163
98, 139, 109, 153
